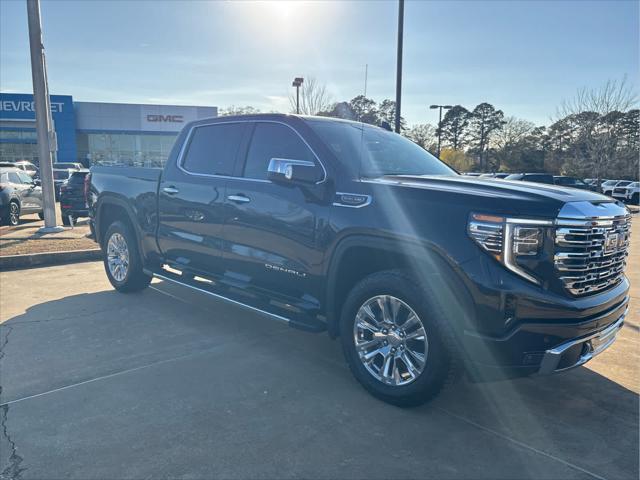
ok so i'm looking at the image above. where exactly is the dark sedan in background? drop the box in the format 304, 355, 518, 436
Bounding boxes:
0, 166, 43, 225
59, 169, 90, 226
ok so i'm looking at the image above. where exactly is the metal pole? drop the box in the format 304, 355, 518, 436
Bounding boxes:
394, 0, 404, 133
437, 106, 443, 158
296, 85, 300, 114
26, 0, 61, 231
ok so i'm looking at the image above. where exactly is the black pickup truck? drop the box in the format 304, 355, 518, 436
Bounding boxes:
89, 114, 631, 406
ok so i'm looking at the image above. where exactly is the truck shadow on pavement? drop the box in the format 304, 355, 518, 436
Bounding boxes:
0, 283, 638, 479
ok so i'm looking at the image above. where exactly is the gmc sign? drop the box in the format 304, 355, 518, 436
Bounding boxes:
146, 114, 184, 123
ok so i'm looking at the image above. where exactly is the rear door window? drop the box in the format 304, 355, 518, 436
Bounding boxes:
181, 123, 246, 176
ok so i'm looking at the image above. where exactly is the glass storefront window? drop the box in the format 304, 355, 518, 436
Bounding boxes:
77, 132, 177, 168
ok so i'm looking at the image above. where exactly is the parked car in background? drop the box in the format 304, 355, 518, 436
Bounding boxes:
612, 181, 639, 204
553, 176, 594, 190
53, 162, 83, 170
0, 160, 39, 178
480, 173, 509, 179
0, 166, 43, 225
504, 173, 555, 184
53, 168, 74, 200
60, 169, 90, 226
602, 180, 631, 196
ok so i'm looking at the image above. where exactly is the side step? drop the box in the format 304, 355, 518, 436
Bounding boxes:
146, 268, 326, 333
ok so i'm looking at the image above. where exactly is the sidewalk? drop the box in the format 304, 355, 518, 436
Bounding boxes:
0, 206, 98, 257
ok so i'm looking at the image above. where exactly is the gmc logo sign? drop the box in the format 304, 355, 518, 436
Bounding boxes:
146, 114, 184, 123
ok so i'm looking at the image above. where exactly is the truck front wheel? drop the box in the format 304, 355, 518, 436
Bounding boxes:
103, 220, 151, 293
340, 270, 459, 406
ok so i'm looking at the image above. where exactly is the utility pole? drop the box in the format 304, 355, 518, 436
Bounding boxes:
27, 0, 61, 232
430, 104, 452, 158
394, 0, 404, 133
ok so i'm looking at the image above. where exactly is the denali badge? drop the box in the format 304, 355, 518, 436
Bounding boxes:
265, 263, 307, 278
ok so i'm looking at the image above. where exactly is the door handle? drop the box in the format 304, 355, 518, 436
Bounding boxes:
163, 186, 179, 195
227, 194, 251, 204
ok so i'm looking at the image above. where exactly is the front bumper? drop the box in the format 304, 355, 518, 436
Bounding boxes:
537, 309, 625, 374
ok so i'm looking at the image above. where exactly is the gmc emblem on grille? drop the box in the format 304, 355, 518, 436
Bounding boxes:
604, 232, 620, 254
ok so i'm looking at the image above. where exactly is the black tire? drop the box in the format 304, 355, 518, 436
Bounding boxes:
102, 220, 151, 293
62, 215, 72, 226
340, 270, 460, 407
38, 211, 44, 220
632, 193, 639, 205
3, 201, 20, 226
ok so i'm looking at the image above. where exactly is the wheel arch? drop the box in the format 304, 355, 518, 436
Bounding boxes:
324, 235, 473, 338
95, 196, 141, 252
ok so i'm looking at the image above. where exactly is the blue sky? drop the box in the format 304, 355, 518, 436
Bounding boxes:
1, 0, 638, 126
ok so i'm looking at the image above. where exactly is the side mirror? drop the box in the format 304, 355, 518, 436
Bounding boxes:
267, 158, 322, 184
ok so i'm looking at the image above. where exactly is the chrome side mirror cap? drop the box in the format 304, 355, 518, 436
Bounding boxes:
267, 158, 321, 184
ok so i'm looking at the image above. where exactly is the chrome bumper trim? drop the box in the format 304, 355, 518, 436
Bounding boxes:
538, 309, 626, 375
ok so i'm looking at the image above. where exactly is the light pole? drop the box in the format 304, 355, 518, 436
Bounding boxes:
27, 0, 62, 232
430, 104, 452, 158
394, 0, 404, 133
292, 77, 304, 114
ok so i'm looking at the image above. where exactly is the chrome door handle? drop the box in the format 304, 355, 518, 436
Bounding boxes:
227, 194, 250, 204
163, 186, 179, 195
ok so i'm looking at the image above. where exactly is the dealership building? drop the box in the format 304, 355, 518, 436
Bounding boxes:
0, 92, 217, 168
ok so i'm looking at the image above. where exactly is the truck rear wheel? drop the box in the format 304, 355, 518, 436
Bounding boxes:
340, 270, 459, 406
103, 220, 151, 293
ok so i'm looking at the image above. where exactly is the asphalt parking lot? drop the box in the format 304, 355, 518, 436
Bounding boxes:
0, 228, 638, 479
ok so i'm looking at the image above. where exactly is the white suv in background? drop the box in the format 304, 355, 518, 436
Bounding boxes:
618, 182, 639, 205
602, 180, 631, 196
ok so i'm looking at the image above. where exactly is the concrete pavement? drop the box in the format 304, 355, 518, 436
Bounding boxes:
0, 244, 637, 478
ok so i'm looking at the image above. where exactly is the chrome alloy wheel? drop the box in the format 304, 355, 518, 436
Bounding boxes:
353, 295, 428, 386
8, 202, 19, 225
106, 232, 130, 282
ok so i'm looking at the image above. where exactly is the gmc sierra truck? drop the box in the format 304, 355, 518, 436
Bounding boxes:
89, 114, 631, 406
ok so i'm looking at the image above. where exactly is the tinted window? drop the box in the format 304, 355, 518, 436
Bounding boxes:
524, 174, 554, 184
182, 123, 245, 176
17, 172, 33, 183
54, 170, 70, 180
68, 172, 88, 184
8, 172, 21, 184
244, 123, 315, 180
307, 120, 455, 177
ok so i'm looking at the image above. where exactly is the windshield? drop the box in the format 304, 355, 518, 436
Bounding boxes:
54, 163, 78, 169
53, 170, 70, 180
307, 120, 456, 178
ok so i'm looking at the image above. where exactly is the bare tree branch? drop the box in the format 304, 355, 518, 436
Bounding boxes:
289, 76, 333, 115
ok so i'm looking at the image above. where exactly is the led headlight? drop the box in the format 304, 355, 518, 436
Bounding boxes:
468, 213, 552, 285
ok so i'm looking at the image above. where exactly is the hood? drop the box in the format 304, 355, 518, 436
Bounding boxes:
366, 175, 618, 218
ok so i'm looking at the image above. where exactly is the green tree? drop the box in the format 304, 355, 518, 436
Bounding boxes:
439, 105, 470, 150
468, 103, 506, 170
349, 95, 379, 125
378, 99, 406, 131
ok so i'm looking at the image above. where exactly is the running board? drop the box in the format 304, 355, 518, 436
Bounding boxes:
148, 270, 325, 332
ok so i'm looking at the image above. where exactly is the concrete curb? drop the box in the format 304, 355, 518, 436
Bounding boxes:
0, 249, 101, 271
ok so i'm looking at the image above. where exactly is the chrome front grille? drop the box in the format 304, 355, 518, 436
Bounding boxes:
554, 214, 631, 296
